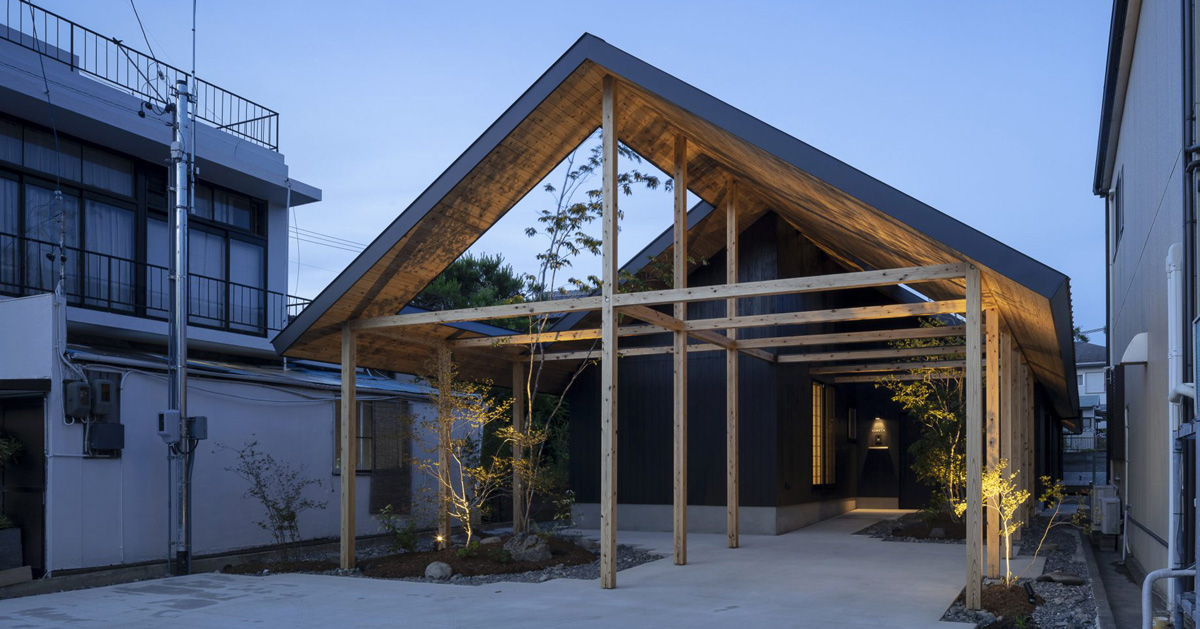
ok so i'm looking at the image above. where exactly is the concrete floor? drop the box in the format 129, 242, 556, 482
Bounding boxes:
0, 510, 1035, 628
1093, 548, 1143, 629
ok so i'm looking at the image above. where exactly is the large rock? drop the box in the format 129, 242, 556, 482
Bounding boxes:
577, 537, 600, 553
425, 561, 453, 580
504, 534, 552, 562
928, 527, 947, 539
479, 536, 503, 546
1036, 571, 1086, 586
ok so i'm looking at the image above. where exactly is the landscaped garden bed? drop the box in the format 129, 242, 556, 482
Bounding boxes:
222, 532, 662, 586
857, 510, 967, 543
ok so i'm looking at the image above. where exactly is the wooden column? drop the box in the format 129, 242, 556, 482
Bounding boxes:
599, 74, 620, 589
965, 265, 983, 609
725, 178, 739, 549
1023, 361, 1034, 524
436, 344, 453, 549
1000, 331, 1017, 546
512, 361, 527, 535
984, 308, 1001, 578
673, 134, 688, 565
339, 325, 357, 570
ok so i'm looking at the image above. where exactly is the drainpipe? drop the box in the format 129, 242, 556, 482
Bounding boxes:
1167, 246, 1187, 626
1146, 569, 1197, 629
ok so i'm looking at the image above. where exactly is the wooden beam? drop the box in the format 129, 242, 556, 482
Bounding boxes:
833, 371, 963, 384
619, 304, 776, 363
672, 134, 688, 566
681, 299, 967, 332
965, 265, 983, 609
1003, 336, 1020, 543
448, 324, 661, 348
810, 360, 966, 375
609, 262, 967, 308
512, 361, 527, 535
533, 344, 727, 362
436, 344, 452, 549
349, 296, 603, 331
736, 325, 965, 350
726, 177, 739, 550
985, 310, 1001, 578
339, 325, 357, 571
778, 345, 964, 364
599, 74, 619, 590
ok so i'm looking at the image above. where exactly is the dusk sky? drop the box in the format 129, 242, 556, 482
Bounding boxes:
47, 1, 1113, 343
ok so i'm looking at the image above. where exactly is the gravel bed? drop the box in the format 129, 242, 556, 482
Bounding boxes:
858, 516, 965, 545
940, 516, 1098, 629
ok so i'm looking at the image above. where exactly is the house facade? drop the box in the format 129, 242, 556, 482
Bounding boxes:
0, 2, 431, 577
1094, 0, 1200, 616
1063, 341, 1107, 487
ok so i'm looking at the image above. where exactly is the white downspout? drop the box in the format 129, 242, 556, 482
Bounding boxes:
1166, 244, 1191, 624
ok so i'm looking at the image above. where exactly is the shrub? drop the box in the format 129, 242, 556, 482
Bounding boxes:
456, 539, 480, 559
0, 515, 13, 530
220, 440, 328, 556
376, 504, 419, 553
488, 546, 512, 564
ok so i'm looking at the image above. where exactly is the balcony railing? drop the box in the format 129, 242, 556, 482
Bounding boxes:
0, 0, 280, 150
1063, 434, 1106, 453
0, 231, 309, 336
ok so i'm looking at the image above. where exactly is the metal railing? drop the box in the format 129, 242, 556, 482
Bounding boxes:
0, 231, 308, 336
1064, 433, 1107, 452
0, 0, 280, 150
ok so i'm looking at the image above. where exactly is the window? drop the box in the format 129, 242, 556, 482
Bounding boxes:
82, 198, 135, 310
24, 183, 80, 295
1077, 374, 1084, 387
1085, 372, 1105, 394
194, 183, 258, 232
812, 382, 835, 486
334, 400, 374, 473
0, 176, 17, 292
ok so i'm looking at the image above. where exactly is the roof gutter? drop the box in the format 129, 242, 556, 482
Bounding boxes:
1095, 0, 1140, 196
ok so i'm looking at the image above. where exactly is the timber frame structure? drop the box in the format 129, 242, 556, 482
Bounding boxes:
274, 35, 1078, 606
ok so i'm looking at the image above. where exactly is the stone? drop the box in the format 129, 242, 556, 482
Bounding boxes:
1037, 571, 1086, 586
928, 527, 946, 539
577, 537, 600, 553
479, 536, 503, 546
504, 534, 552, 562
425, 561, 453, 580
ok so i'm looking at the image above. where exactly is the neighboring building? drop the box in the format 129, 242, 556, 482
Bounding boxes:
0, 2, 431, 577
1094, 0, 1200, 616
1064, 341, 1106, 487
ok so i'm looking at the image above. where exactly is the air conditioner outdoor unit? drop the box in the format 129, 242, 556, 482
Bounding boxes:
1092, 484, 1118, 524
1099, 497, 1122, 535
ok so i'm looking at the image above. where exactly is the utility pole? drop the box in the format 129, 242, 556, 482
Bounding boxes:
165, 78, 193, 576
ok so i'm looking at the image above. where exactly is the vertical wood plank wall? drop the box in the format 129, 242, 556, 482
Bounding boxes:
673, 134, 689, 566
965, 266, 983, 609
339, 326, 357, 570
599, 74, 620, 589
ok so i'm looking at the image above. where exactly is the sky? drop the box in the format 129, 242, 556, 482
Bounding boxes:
44, 0, 1113, 344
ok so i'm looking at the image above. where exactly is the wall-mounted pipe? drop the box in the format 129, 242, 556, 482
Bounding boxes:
1144, 568, 1195, 629
1166, 244, 1186, 625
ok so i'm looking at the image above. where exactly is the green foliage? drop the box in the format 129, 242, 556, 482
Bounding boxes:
1073, 326, 1090, 343
955, 459, 1030, 585
411, 253, 527, 329
876, 319, 966, 516
0, 515, 13, 530
488, 545, 512, 564
456, 539, 481, 559
1015, 615, 1030, 629
220, 440, 328, 554
0, 434, 21, 468
376, 504, 419, 553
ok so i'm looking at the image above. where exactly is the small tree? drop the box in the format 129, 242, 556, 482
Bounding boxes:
955, 459, 1030, 586
221, 440, 328, 555
418, 357, 513, 545
876, 319, 966, 516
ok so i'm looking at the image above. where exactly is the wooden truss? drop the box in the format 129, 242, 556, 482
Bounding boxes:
334, 74, 1037, 609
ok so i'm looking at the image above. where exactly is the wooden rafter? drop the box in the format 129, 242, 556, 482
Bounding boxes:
778, 345, 963, 364
809, 360, 966, 375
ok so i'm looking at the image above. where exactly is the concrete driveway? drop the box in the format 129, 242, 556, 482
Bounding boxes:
0, 510, 1026, 628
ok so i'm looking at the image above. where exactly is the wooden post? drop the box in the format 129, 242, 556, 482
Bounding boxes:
984, 308, 1001, 578
436, 344, 453, 549
512, 360, 527, 535
599, 74, 620, 589
726, 178, 739, 549
1023, 361, 1034, 525
673, 134, 688, 566
965, 265, 983, 609
1004, 339, 1021, 543
339, 325, 357, 570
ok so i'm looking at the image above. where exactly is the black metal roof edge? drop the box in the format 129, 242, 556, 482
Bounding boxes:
278, 33, 1076, 377
272, 34, 602, 353
1094, 0, 1130, 196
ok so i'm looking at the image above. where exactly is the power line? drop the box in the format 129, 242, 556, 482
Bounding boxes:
290, 226, 367, 248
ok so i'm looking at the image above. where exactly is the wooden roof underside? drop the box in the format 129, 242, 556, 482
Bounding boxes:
276, 35, 1077, 416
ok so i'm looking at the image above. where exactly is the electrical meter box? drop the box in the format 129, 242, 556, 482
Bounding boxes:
64, 380, 91, 418
88, 422, 125, 451
187, 416, 208, 441
157, 410, 181, 444
89, 378, 115, 418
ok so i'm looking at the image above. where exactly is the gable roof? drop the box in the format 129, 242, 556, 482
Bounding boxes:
273, 33, 1078, 417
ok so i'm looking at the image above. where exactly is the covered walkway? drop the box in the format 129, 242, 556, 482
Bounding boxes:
0, 511, 1043, 628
